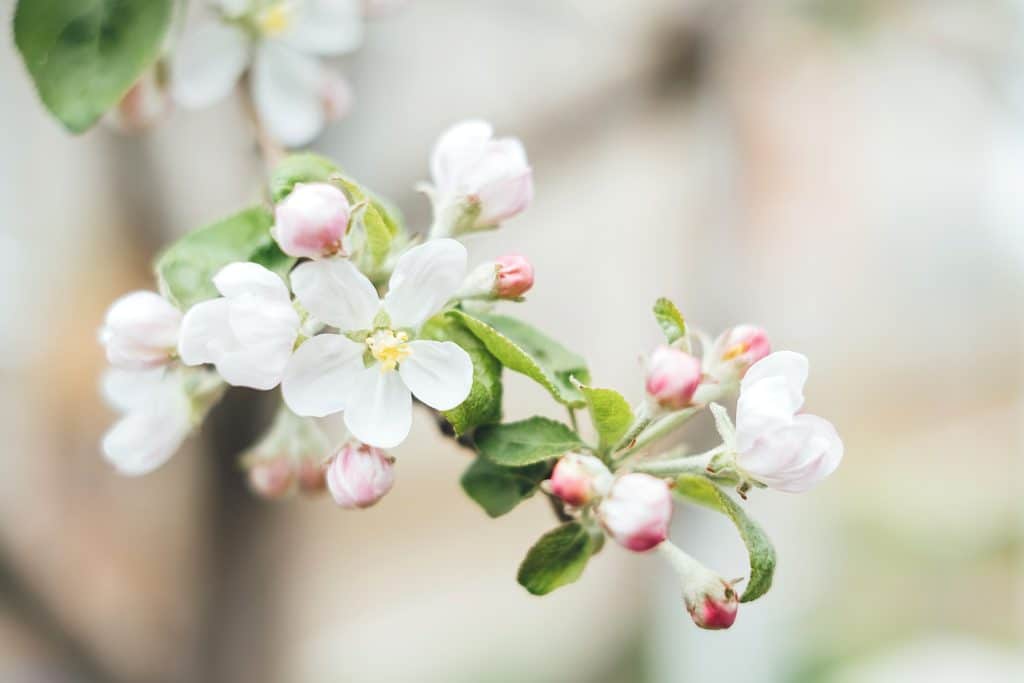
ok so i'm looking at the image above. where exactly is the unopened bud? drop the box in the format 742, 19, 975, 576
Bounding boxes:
659, 541, 739, 630
708, 325, 770, 380
598, 473, 672, 552
100, 291, 182, 370
271, 182, 351, 259
645, 346, 702, 411
546, 452, 612, 507
247, 457, 295, 500
296, 457, 327, 494
240, 405, 330, 500
321, 69, 353, 123
494, 253, 534, 298
326, 442, 395, 509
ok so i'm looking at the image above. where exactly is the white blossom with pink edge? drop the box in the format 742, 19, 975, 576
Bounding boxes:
281, 239, 473, 448
271, 182, 351, 259
598, 473, 673, 552
100, 291, 182, 370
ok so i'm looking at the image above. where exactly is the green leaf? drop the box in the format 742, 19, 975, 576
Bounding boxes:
460, 458, 550, 518
653, 297, 687, 344
475, 417, 583, 467
517, 522, 598, 595
269, 153, 339, 202
674, 474, 777, 603
576, 384, 634, 453
451, 311, 590, 407
420, 313, 503, 435
155, 207, 295, 310
14, 0, 173, 133
332, 177, 396, 266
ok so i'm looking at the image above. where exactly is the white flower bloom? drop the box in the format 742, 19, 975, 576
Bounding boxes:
734, 351, 843, 493
100, 291, 182, 370
178, 262, 300, 390
170, 0, 363, 147
282, 239, 473, 448
101, 368, 193, 476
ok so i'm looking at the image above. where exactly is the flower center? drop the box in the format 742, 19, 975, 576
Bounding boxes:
366, 329, 412, 372
257, 2, 294, 37
721, 342, 749, 361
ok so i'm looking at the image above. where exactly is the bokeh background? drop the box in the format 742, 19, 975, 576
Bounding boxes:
2, 0, 1023, 681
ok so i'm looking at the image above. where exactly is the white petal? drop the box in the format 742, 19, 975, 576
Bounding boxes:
383, 239, 467, 329
102, 379, 192, 476
213, 262, 291, 304
343, 367, 412, 448
475, 168, 533, 226
101, 368, 166, 413
430, 120, 493, 193
171, 21, 250, 108
228, 295, 299, 348
253, 42, 324, 147
737, 414, 843, 493
282, 334, 365, 417
284, 0, 364, 56
399, 340, 473, 411
740, 351, 807, 405
216, 337, 295, 390
735, 351, 809, 451
291, 258, 380, 331
178, 299, 234, 366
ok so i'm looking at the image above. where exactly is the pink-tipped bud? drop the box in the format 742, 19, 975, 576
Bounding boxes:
100, 291, 182, 370
296, 458, 327, 494
320, 70, 354, 123
547, 452, 612, 507
598, 473, 672, 552
326, 443, 395, 509
271, 182, 351, 259
687, 579, 740, 630
709, 325, 771, 379
494, 253, 534, 298
247, 457, 295, 500
645, 346, 702, 411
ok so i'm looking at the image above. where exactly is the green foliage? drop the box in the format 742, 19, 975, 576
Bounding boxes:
475, 417, 583, 467
674, 474, 776, 602
269, 153, 339, 202
460, 457, 551, 518
517, 522, 598, 595
652, 297, 687, 344
155, 207, 294, 309
451, 311, 589, 407
576, 383, 634, 453
421, 313, 503, 436
14, 0, 173, 133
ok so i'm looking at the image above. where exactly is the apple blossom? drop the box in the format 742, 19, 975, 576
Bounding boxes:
271, 182, 351, 259
170, 0, 364, 146
546, 452, 613, 507
645, 346, 702, 411
734, 351, 843, 493
100, 291, 182, 370
427, 120, 533, 237
178, 262, 300, 390
706, 325, 771, 380
495, 254, 535, 298
659, 541, 739, 630
326, 442, 395, 509
599, 473, 673, 552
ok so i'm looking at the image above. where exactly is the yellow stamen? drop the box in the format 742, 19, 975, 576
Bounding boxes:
258, 3, 294, 37
367, 329, 412, 372
721, 342, 749, 361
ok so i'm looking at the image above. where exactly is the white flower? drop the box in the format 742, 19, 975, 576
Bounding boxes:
734, 351, 843, 493
100, 291, 182, 370
282, 239, 473, 448
170, 0, 363, 147
427, 120, 533, 236
101, 368, 194, 476
178, 262, 300, 390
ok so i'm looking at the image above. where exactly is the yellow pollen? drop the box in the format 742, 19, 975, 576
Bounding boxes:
258, 3, 294, 37
721, 342, 749, 361
367, 329, 412, 372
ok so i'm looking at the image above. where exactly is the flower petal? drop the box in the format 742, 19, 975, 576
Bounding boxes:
740, 351, 807, 406
735, 351, 808, 451
283, 0, 364, 56
282, 334, 365, 417
253, 42, 324, 147
383, 239, 467, 329
213, 262, 291, 304
101, 368, 166, 414
228, 295, 300, 348
102, 377, 192, 476
737, 414, 843, 493
399, 340, 473, 411
430, 120, 493, 194
216, 337, 295, 390
178, 298, 235, 366
343, 367, 412, 448
170, 21, 250, 108
291, 258, 380, 331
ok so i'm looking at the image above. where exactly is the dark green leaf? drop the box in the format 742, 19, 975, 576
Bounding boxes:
653, 297, 687, 344
475, 417, 583, 467
421, 313, 503, 435
517, 522, 598, 595
576, 383, 634, 453
14, 0, 173, 132
460, 458, 550, 518
674, 474, 776, 602
155, 206, 294, 309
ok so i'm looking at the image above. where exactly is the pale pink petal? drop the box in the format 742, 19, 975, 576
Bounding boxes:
399, 340, 472, 411
290, 258, 380, 331
383, 239, 467, 329
343, 367, 412, 449
171, 21, 250, 108
282, 334, 365, 417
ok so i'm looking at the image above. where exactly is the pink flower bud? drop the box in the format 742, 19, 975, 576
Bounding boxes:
326, 443, 395, 509
645, 346, 702, 411
100, 291, 182, 370
247, 458, 295, 500
271, 182, 351, 259
709, 325, 771, 379
686, 579, 739, 630
598, 473, 672, 552
494, 253, 534, 298
296, 458, 327, 494
547, 452, 612, 507
320, 69, 354, 123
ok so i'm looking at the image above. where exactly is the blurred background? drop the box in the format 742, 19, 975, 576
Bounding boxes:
2, 0, 1023, 681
